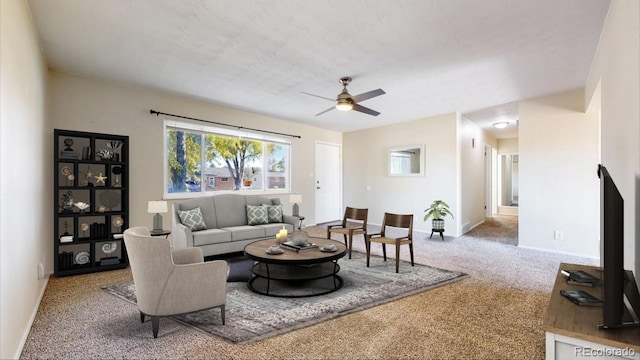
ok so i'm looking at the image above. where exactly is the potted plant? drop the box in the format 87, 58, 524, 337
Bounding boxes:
423, 200, 454, 230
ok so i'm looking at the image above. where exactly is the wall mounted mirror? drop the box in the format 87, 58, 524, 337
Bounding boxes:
499, 154, 519, 206
388, 145, 424, 176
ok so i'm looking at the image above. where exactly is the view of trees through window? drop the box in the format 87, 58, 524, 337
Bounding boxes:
166, 125, 289, 194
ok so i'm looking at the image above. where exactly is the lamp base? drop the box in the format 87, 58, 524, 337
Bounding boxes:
292, 203, 299, 217
152, 213, 163, 232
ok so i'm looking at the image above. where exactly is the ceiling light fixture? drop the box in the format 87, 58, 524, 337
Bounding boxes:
493, 122, 509, 129
335, 98, 353, 111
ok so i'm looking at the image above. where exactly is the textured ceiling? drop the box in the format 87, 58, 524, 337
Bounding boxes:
27, 0, 610, 134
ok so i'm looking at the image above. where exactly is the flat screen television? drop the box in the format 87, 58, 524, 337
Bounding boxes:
597, 164, 640, 329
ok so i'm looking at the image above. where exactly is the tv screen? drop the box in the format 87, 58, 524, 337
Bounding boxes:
598, 165, 625, 328
598, 164, 640, 329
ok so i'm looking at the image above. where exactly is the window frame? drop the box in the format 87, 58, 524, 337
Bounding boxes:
163, 120, 291, 199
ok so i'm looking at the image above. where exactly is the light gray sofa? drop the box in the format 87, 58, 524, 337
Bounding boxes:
171, 194, 298, 257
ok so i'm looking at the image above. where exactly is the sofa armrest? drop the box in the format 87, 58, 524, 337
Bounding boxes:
172, 247, 204, 265
282, 214, 300, 230
171, 204, 194, 249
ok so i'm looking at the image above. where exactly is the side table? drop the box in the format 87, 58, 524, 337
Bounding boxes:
150, 229, 171, 238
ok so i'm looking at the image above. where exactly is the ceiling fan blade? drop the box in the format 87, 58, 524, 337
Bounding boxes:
352, 88, 385, 103
315, 106, 335, 116
352, 103, 381, 116
300, 92, 335, 102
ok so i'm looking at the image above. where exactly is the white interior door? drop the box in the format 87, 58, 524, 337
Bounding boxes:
315, 142, 341, 224
484, 144, 492, 218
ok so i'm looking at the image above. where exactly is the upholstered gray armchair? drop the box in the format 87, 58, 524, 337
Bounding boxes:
123, 226, 228, 338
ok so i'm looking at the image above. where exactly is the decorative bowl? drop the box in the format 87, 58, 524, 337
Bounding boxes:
73, 202, 90, 212
290, 230, 309, 246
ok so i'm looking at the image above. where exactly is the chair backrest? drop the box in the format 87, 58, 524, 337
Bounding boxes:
380, 213, 413, 239
123, 226, 176, 314
342, 207, 368, 227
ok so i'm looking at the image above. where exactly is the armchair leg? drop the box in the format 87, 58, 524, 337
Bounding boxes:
365, 238, 371, 268
140, 311, 145, 323
151, 317, 160, 338
220, 305, 226, 325
409, 242, 415, 267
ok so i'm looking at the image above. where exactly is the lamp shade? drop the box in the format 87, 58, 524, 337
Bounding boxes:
289, 194, 302, 204
147, 201, 168, 213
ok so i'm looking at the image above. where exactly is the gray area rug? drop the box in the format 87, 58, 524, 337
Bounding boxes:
103, 252, 466, 344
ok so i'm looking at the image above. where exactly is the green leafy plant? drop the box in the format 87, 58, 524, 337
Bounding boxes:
423, 200, 454, 221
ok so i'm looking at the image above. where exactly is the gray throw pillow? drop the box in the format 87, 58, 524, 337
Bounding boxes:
247, 204, 268, 225
263, 204, 283, 223
178, 207, 207, 231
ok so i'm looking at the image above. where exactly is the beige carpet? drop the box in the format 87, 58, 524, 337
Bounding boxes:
21, 220, 596, 359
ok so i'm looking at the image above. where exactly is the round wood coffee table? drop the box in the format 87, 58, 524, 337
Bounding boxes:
244, 237, 347, 297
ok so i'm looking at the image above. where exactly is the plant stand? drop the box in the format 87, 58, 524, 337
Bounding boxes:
430, 228, 444, 241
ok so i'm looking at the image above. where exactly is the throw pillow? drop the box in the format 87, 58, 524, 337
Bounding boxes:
177, 207, 207, 231
246, 204, 268, 225
263, 203, 283, 223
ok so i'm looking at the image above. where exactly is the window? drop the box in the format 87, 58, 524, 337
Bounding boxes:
165, 121, 290, 197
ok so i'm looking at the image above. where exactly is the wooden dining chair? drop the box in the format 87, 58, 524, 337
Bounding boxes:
326, 207, 368, 259
365, 213, 414, 273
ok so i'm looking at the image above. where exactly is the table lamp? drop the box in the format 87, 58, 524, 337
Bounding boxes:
289, 194, 302, 217
148, 200, 168, 232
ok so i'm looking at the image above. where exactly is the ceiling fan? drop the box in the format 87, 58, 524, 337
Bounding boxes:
302, 77, 385, 116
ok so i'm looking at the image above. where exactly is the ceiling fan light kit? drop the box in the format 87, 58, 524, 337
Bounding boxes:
303, 76, 385, 116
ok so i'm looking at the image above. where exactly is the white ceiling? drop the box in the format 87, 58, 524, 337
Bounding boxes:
27, 0, 610, 134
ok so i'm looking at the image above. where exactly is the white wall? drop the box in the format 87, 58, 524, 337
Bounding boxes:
518, 89, 600, 258
585, 0, 639, 280
460, 116, 495, 232
0, 0, 50, 358
343, 113, 460, 235
497, 138, 519, 154
47, 72, 342, 232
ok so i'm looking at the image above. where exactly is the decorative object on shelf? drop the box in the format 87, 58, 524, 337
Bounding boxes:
81, 223, 89, 237
289, 194, 302, 217
66, 174, 75, 186
99, 191, 121, 211
60, 191, 74, 213
74, 201, 90, 213
62, 220, 71, 235
111, 166, 122, 187
81, 146, 91, 160
94, 172, 107, 185
81, 166, 94, 187
275, 226, 288, 244
101, 242, 118, 254
60, 138, 79, 159
75, 251, 90, 265
290, 230, 308, 246
60, 235, 73, 243
423, 200, 454, 231
97, 205, 106, 213
61, 165, 74, 185
96, 148, 113, 160
147, 201, 168, 232
107, 140, 123, 161
112, 216, 124, 232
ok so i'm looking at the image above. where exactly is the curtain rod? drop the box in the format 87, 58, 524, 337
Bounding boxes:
149, 109, 301, 139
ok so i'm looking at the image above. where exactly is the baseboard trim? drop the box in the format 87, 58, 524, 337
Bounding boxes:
15, 273, 50, 359
517, 245, 599, 262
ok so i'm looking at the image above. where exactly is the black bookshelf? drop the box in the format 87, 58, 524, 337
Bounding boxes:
53, 129, 129, 276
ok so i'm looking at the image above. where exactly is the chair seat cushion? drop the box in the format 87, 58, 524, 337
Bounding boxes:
329, 227, 365, 235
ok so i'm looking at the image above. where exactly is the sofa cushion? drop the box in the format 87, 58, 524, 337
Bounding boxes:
263, 204, 283, 223
221, 225, 266, 241
177, 207, 207, 231
213, 194, 248, 228
192, 228, 232, 246
176, 197, 217, 229
246, 205, 268, 225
